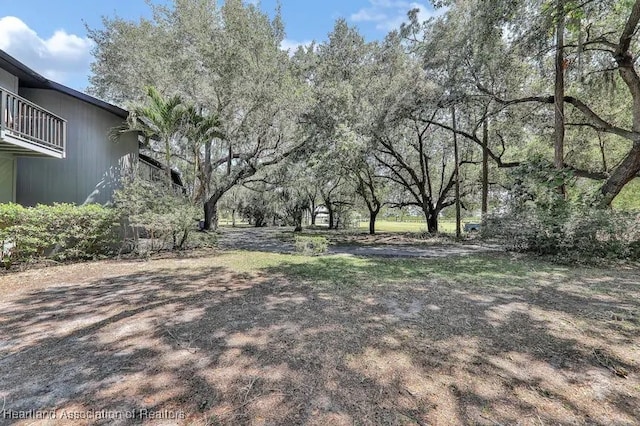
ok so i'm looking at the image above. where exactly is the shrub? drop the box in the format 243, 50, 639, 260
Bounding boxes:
0, 203, 119, 265
484, 206, 640, 261
185, 229, 218, 249
294, 235, 328, 256
114, 178, 202, 253
335, 210, 359, 229
483, 160, 640, 262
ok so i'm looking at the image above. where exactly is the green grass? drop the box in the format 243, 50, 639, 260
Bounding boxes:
359, 220, 428, 233
264, 255, 559, 290
208, 250, 638, 303
212, 250, 565, 291
357, 220, 477, 233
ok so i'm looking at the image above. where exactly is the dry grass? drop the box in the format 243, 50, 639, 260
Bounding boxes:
0, 251, 638, 425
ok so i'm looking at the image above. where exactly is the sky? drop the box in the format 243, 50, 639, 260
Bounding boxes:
0, 0, 442, 93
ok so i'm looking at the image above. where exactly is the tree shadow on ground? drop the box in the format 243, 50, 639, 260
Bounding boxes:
0, 254, 638, 425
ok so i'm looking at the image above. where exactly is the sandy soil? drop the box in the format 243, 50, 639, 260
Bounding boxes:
0, 250, 639, 425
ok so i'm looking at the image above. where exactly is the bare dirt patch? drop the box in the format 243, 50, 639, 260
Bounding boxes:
0, 252, 639, 425
219, 226, 498, 258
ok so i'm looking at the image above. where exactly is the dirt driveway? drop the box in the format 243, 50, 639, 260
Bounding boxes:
0, 251, 638, 425
217, 227, 500, 258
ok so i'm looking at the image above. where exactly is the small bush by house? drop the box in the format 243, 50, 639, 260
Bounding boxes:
114, 178, 204, 253
0, 203, 119, 265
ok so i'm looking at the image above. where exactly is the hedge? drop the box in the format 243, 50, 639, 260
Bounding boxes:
0, 203, 119, 265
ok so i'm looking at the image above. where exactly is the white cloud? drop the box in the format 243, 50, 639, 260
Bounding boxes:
280, 38, 313, 56
351, 9, 387, 23
0, 16, 92, 87
350, 0, 446, 31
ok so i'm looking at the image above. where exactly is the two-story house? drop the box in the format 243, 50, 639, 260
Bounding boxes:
0, 49, 179, 206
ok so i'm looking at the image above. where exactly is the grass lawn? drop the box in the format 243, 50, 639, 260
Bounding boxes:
358, 220, 429, 233
358, 220, 477, 234
0, 251, 638, 425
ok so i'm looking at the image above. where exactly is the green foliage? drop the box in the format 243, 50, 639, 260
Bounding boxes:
238, 186, 281, 227
184, 229, 218, 249
114, 178, 201, 252
509, 158, 576, 211
612, 179, 640, 211
294, 235, 329, 256
486, 162, 640, 261
88, 0, 640, 238
90, 0, 303, 211
485, 203, 640, 261
333, 208, 358, 229
0, 203, 119, 265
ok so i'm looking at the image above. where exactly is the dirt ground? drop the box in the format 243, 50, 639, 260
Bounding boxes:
0, 246, 639, 425
218, 227, 498, 258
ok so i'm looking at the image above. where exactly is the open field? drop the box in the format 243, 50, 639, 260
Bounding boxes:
0, 247, 639, 425
359, 220, 478, 234
358, 220, 430, 233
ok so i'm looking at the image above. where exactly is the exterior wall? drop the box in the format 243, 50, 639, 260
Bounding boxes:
16, 89, 137, 206
0, 68, 18, 93
0, 153, 16, 203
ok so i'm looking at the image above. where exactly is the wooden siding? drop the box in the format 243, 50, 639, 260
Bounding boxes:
15, 89, 137, 206
0, 154, 15, 203
0, 68, 18, 93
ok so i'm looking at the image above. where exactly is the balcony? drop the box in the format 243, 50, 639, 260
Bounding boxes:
0, 87, 66, 158
139, 155, 185, 194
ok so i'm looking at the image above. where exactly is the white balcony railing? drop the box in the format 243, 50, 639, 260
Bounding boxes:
0, 87, 66, 157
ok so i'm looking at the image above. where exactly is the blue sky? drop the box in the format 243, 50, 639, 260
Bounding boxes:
0, 0, 441, 93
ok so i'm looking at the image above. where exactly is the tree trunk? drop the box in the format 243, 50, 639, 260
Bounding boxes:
193, 139, 212, 205
554, 0, 566, 196
368, 208, 379, 235
177, 229, 189, 249
327, 205, 335, 229
482, 119, 489, 217
452, 106, 462, 239
426, 212, 438, 234
422, 204, 439, 234
203, 197, 220, 231
600, 143, 640, 206
295, 206, 304, 231
597, 3, 640, 206
293, 210, 303, 232
309, 198, 317, 225
203, 191, 225, 230
231, 209, 236, 227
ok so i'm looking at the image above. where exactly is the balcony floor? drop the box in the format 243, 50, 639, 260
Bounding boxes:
0, 129, 65, 158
